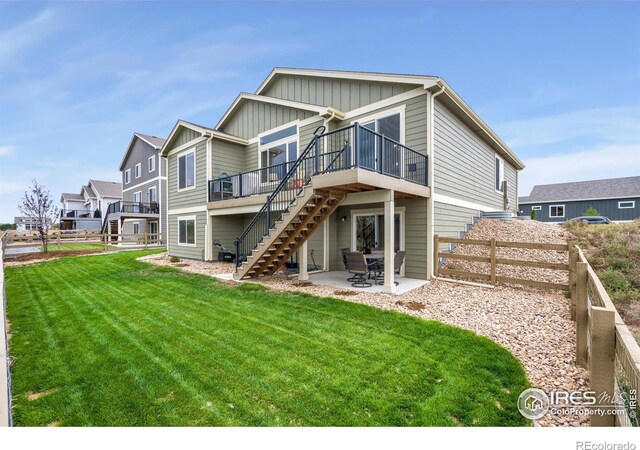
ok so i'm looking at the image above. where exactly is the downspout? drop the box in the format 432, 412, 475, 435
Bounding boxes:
427, 83, 446, 279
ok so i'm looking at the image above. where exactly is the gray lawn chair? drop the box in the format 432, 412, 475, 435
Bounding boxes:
345, 251, 377, 288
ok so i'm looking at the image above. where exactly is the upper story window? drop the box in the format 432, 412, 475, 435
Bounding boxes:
148, 155, 156, 173
135, 163, 142, 178
125, 169, 131, 184
258, 124, 298, 183
495, 156, 505, 193
618, 200, 635, 209
178, 149, 195, 190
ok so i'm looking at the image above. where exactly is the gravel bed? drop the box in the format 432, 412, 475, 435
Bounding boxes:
140, 245, 589, 427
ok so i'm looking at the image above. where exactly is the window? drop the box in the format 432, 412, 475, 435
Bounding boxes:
133, 222, 140, 235
178, 217, 196, 246
618, 201, 635, 209
148, 186, 157, 203
549, 204, 565, 218
178, 150, 195, 190
148, 156, 156, 172
135, 163, 141, 178
133, 191, 142, 203
258, 125, 298, 183
125, 169, 131, 184
495, 156, 505, 193
358, 109, 404, 174
532, 206, 542, 211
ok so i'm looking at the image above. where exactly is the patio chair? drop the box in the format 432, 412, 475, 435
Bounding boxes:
376, 250, 406, 286
345, 251, 377, 288
341, 247, 357, 282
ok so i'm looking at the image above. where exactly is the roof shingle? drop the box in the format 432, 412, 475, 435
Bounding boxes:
519, 176, 640, 203
89, 180, 122, 198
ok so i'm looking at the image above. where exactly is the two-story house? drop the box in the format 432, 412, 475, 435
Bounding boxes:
60, 180, 122, 230
102, 133, 167, 242
160, 68, 524, 292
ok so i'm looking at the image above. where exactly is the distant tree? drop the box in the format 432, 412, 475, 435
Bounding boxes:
18, 180, 59, 253
584, 207, 601, 216
530, 209, 537, 220
0, 223, 16, 231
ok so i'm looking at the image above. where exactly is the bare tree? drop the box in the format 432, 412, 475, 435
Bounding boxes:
18, 180, 59, 253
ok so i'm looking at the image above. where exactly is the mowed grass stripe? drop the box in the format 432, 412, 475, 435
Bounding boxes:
6, 251, 529, 426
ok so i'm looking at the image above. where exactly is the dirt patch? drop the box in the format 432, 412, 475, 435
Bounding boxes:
395, 300, 425, 311
171, 263, 188, 267
292, 281, 313, 287
333, 290, 358, 296
26, 388, 59, 401
5, 249, 102, 265
47, 421, 61, 427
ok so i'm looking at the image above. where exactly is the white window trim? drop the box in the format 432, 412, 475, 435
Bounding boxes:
148, 155, 156, 173
532, 206, 542, 211
495, 155, 505, 194
257, 121, 300, 178
125, 169, 131, 185
177, 215, 197, 247
148, 186, 157, 203
549, 204, 565, 218
135, 163, 142, 179
133, 191, 142, 203
176, 147, 196, 192
618, 200, 635, 209
133, 222, 140, 235
350, 104, 406, 145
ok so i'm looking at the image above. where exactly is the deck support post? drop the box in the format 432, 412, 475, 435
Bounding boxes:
298, 241, 309, 281
383, 190, 395, 294
205, 214, 213, 261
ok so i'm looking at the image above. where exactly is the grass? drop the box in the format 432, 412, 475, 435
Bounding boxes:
39, 243, 115, 251
5, 251, 529, 426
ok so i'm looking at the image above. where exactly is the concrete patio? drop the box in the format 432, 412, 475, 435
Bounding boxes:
306, 270, 428, 295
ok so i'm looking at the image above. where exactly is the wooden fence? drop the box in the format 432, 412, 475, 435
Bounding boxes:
433, 235, 570, 291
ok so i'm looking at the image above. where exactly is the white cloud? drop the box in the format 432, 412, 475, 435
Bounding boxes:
0, 8, 59, 70
0, 146, 14, 156
519, 145, 640, 196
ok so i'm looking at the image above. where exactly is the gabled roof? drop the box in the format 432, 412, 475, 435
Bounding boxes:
215, 92, 330, 131
82, 184, 96, 198
60, 192, 84, 202
89, 180, 122, 198
118, 132, 166, 171
519, 176, 640, 204
160, 119, 248, 156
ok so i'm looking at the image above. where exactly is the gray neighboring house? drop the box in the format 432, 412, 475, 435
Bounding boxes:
60, 180, 122, 230
519, 176, 640, 223
160, 68, 524, 291
14, 216, 53, 231
102, 133, 167, 242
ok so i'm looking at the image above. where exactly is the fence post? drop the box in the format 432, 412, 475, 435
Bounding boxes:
590, 306, 616, 427
569, 246, 577, 321
490, 238, 497, 285
575, 262, 589, 368
144, 233, 148, 249
433, 234, 439, 277
57, 231, 61, 251
103, 233, 108, 252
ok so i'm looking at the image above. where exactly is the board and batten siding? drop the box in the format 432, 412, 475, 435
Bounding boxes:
221, 101, 316, 140
519, 198, 640, 222
433, 100, 517, 211
174, 128, 201, 147
167, 211, 207, 260
263, 75, 420, 112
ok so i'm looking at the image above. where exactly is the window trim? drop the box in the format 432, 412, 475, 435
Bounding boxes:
350, 104, 406, 145
135, 163, 142, 179
177, 215, 196, 247
257, 121, 300, 181
532, 206, 542, 211
549, 204, 565, 218
148, 186, 157, 204
618, 200, 635, 209
495, 155, 505, 194
176, 147, 196, 192
133, 191, 142, 203
133, 222, 140, 235
148, 155, 156, 173
124, 169, 131, 185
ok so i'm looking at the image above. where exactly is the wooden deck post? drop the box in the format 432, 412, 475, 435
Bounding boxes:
589, 306, 616, 427
575, 262, 588, 367
569, 246, 578, 321
383, 191, 395, 293
298, 241, 309, 281
433, 234, 439, 277
490, 238, 497, 285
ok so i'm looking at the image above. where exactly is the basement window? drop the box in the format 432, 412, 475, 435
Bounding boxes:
178, 216, 196, 246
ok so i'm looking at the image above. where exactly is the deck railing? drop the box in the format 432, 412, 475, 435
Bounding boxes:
60, 209, 101, 219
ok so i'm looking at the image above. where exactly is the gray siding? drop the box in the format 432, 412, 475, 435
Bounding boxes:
221, 101, 316, 139
122, 138, 160, 187
433, 100, 518, 211
167, 140, 208, 209
519, 198, 640, 222
167, 211, 207, 260
433, 202, 480, 253
264, 75, 420, 112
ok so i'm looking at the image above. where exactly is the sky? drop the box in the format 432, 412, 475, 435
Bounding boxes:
0, 1, 639, 222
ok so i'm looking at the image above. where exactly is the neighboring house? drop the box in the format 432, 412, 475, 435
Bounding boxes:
519, 176, 640, 223
60, 180, 123, 230
14, 216, 53, 231
160, 68, 524, 291
102, 133, 167, 243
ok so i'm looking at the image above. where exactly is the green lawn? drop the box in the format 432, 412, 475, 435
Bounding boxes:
40, 243, 115, 251
5, 251, 529, 426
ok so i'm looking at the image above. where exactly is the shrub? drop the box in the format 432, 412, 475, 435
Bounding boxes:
599, 269, 632, 294
169, 256, 181, 263
584, 207, 601, 216
609, 256, 632, 271
530, 209, 537, 220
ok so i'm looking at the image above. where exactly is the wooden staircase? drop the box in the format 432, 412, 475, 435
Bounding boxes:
234, 186, 344, 279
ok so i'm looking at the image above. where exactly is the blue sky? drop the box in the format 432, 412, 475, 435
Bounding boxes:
0, 1, 639, 222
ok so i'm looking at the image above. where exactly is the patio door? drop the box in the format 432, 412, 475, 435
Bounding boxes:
149, 221, 158, 243
358, 112, 402, 175
353, 211, 402, 254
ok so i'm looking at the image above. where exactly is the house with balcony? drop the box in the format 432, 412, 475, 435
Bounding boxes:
101, 133, 167, 243
60, 180, 122, 230
160, 68, 524, 292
